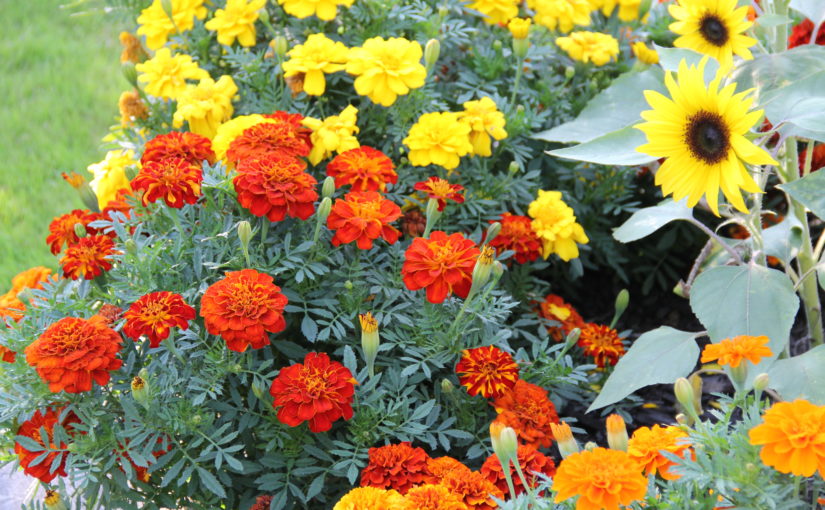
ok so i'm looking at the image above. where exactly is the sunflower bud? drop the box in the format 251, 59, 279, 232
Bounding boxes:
753, 373, 770, 392
425, 39, 441, 75
73, 222, 88, 239
550, 422, 579, 458
441, 378, 454, 394
470, 245, 496, 293
322, 176, 336, 198
490, 422, 518, 466
605, 414, 628, 452
122, 61, 138, 87
44, 490, 68, 510
359, 312, 380, 378
485, 222, 501, 244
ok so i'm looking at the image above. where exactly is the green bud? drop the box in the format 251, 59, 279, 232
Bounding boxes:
609, 289, 629, 329
425, 39, 441, 74
564, 327, 581, 348
564, 66, 575, 79
322, 176, 336, 198
73, 222, 88, 239
512, 38, 529, 59
508, 161, 520, 174
441, 378, 454, 394
251, 380, 265, 400
337, 26, 345, 35
238, 220, 252, 248
122, 62, 138, 87
673, 280, 688, 298
438, 5, 449, 17
316, 197, 332, 223
258, 7, 270, 24
191, 414, 203, 425
359, 312, 380, 378
124, 238, 137, 255
131, 375, 150, 407
485, 222, 501, 243
344, 280, 354, 290
730, 363, 748, 391
516, 104, 524, 114
490, 422, 518, 466
583, 441, 597, 452
272, 36, 288, 58
674, 377, 699, 424
675, 413, 689, 425
231, 363, 242, 373
470, 246, 495, 294
492, 261, 504, 279
753, 373, 770, 392
492, 40, 503, 51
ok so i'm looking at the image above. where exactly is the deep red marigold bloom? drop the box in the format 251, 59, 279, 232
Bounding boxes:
441, 469, 503, 510
538, 294, 585, 342
424, 456, 472, 484
131, 157, 203, 208
552, 447, 648, 510
455, 345, 519, 398
789, 19, 825, 48
627, 424, 691, 481
226, 114, 312, 164
233, 153, 318, 221
488, 212, 542, 264
97, 304, 123, 325
401, 231, 480, 304
46, 209, 109, 255
481, 444, 557, 496
140, 131, 216, 166
117, 437, 172, 483
414, 177, 465, 211
270, 352, 356, 433
200, 269, 288, 352
578, 323, 625, 367
15, 408, 80, 483
0, 345, 15, 363
60, 235, 118, 280
326, 146, 398, 192
123, 291, 196, 348
25, 315, 123, 393
250, 495, 274, 510
360, 442, 432, 494
493, 380, 559, 449
327, 191, 402, 249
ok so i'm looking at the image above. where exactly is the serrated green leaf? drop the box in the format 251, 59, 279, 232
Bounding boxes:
790, 0, 825, 22
779, 170, 825, 221
547, 126, 655, 166
613, 199, 693, 243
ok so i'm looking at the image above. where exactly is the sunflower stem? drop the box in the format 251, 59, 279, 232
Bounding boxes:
687, 218, 743, 265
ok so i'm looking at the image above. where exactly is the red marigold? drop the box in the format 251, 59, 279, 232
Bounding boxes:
123, 291, 196, 348
0, 345, 15, 363
455, 345, 519, 398
102, 188, 140, 219
487, 213, 542, 264
46, 209, 108, 255
131, 157, 203, 208
117, 437, 172, 483
200, 269, 288, 352
425, 456, 472, 484
140, 131, 216, 166
96, 304, 123, 325
538, 294, 585, 342
578, 323, 625, 367
60, 235, 118, 280
226, 114, 312, 164
401, 231, 480, 304
493, 380, 559, 449
481, 444, 556, 497
233, 153, 318, 221
414, 177, 465, 211
326, 146, 398, 192
249, 495, 274, 510
360, 442, 432, 494
15, 408, 80, 483
327, 191, 402, 249
441, 470, 503, 510
24, 315, 123, 393
799, 143, 825, 174
789, 19, 825, 48
270, 352, 356, 433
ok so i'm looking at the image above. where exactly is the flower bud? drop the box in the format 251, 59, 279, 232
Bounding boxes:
674, 377, 699, 423
322, 176, 336, 198
238, 220, 252, 248
490, 422, 518, 466
492, 261, 504, 279
470, 245, 496, 293
423, 198, 442, 236
122, 62, 138, 87
438, 5, 449, 17
492, 40, 503, 51
564, 327, 581, 348
689, 372, 703, 416
612, 289, 629, 325
730, 363, 748, 391
753, 373, 770, 392
508, 161, 520, 174
73, 222, 88, 239
605, 414, 628, 452
337, 25, 345, 35
124, 238, 138, 255
485, 222, 501, 244
425, 39, 441, 74
258, 7, 270, 24
675, 413, 689, 425
270, 36, 288, 58
344, 280, 354, 290
316, 197, 332, 223
550, 422, 579, 458
584, 441, 597, 452
359, 312, 380, 378
44, 490, 68, 510
441, 378, 454, 394
252, 380, 266, 400
131, 375, 150, 407
564, 66, 575, 80
507, 18, 531, 40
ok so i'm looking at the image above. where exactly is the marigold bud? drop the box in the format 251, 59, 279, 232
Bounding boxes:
425, 39, 441, 74
564, 327, 581, 347
730, 363, 748, 391
490, 422, 517, 466
317, 197, 332, 223
550, 422, 579, 458
344, 280, 354, 290
258, 7, 270, 24
508, 161, 520, 174
238, 221, 253, 264
252, 380, 266, 400
753, 373, 770, 392
73, 222, 88, 239
512, 38, 529, 59
63, 172, 101, 212
605, 414, 628, 451
492, 261, 504, 279
470, 245, 496, 293
485, 222, 501, 244
322, 176, 336, 198
132, 375, 150, 407
674, 377, 698, 423
124, 238, 137, 255
613, 289, 629, 322
492, 40, 503, 51
675, 413, 689, 425
441, 378, 454, 394
584, 441, 597, 451
438, 5, 449, 17
44, 490, 67, 510
122, 62, 138, 87
565, 66, 575, 79
270, 36, 288, 58
689, 372, 703, 416
359, 312, 380, 378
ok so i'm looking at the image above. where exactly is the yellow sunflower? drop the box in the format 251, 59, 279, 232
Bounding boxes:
669, 0, 756, 71
635, 58, 777, 216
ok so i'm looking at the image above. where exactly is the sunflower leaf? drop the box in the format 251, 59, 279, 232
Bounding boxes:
546, 126, 655, 166
612, 199, 693, 243
768, 345, 825, 404
790, 0, 825, 23
778, 170, 825, 221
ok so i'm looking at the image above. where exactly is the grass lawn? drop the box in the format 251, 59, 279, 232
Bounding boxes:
0, 1, 124, 287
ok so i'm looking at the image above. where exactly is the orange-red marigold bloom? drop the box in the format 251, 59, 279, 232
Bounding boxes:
25, 315, 123, 393
401, 484, 468, 510
326, 146, 398, 192
700, 335, 773, 368
748, 399, 825, 477
553, 447, 648, 510
414, 177, 465, 211
0, 345, 15, 363
788, 19, 825, 48
481, 444, 556, 496
455, 345, 519, 399
60, 235, 118, 280
327, 191, 402, 249
401, 231, 480, 304
487, 213, 542, 264
627, 424, 691, 480
200, 269, 288, 352
425, 456, 472, 484
140, 131, 216, 166
360, 442, 432, 494
249, 495, 274, 510
538, 294, 585, 342
233, 153, 318, 221
123, 291, 196, 348
46, 209, 108, 255
117, 437, 171, 483
493, 379, 559, 449
270, 352, 356, 433
440, 469, 503, 510
226, 114, 312, 165
799, 144, 825, 174
131, 157, 203, 208
15, 408, 80, 483
578, 323, 625, 367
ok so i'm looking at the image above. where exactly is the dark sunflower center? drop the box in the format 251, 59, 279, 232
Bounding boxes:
700, 15, 729, 46
685, 111, 730, 164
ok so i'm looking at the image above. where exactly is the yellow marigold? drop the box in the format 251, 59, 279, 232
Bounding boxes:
205, 0, 266, 47
277, 0, 354, 21
632, 41, 659, 64
173, 75, 238, 138
119, 32, 145, 63
556, 31, 620, 66
627, 425, 691, 480
401, 484, 468, 510
137, 0, 207, 50
529, 0, 591, 33
528, 190, 589, 261
88, 150, 138, 210
617, 0, 641, 21
302, 105, 361, 165
508, 18, 532, 39
333, 486, 406, 510
553, 447, 647, 510
283, 34, 349, 96
749, 399, 825, 477
402, 112, 472, 171
136, 48, 209, 100
467, 0, 520, 24
458, 96, 507, 157
346, 37, 427, 107
118, 90, 148, 126
700, 335, 772, 368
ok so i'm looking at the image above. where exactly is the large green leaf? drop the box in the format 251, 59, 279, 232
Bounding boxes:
730, 46, 825, 92
761, 71, 825, 141
689, 265, 799, 361
655, 46, 720, 79
613, 199, 693, 243
790, 0, 825, 22
546, 126, 655, 166
778, 170, 825, 221
760, 214, 804, 264
588, 327, 700, 412
768, 345, 825, 404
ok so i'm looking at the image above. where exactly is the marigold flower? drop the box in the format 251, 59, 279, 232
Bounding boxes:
0, 267, 55, 323
425, 456, 472, 484
551, 422, 579, 458
578, 323, 625, 367
701, 335, 772, 368
333, 487, 406, 510
327, 146, 397, 192
249, 495, 274, 510
361, 442, 432, 493
200, 269, 288, 352
508, 17, 532, 39
117, 437, 171, 483
346, 37, 426, 107
528, 190, 589, 261
799, 144, 825, 174
556, 31, 620, 66
123, 292, 196, 348
284, 33, 349, 96
137, 0, 207, 50
493, 379, 559, 448
15, 408, 80, 483
627, 424, 691, 480
302, 105, 360, 165
481, 444, 556, 496
327, 191, 402, 249
119, 90, 149, 125
401, 231, 480, 304
97, 304, 123, 325
455, 345, 519, 398
132, 157, 203, 208
278, 0, 353, 20
403, 112, 472, 171
205, 0, 266, 47
749, 399, 825, 477
0, 292, 25, 323
441, 470, 503, 510
0, 345, 15, 363
141, 131, 216, 167
458, 97, 507, 157
88, 149, 137, 210
632, 41, 659, 64
60, 235, 118, 281
226, 114, 313, 164
530, 0, 591, 32
47, 210, 100, 255
553, 447, 648, 510
401, 484, 467, 510
467, 0, 519, 24
25, 316, 123, 393
173, 76, 238, 138
413, 177, 465, 212
487, 213, 542, 264
102, 189, 141, 219
233, 153, 318, 221
119, 32, 145, 63
789, 18, 825, 48
136, 48, 209, 100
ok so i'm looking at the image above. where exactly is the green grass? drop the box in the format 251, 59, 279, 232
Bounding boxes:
0, 1, 124, 287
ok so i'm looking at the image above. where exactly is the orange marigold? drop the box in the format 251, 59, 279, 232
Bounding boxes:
360, 442, 432, 494
102, 188, 140, 219
455, 345, 519, 398
131, 157, 203, 208
441, 469, 503, 510
414, 177, 465, 211
578, 323, 625, 367
487, 213, 542, 264
249, 495, 273, 510
10, 266, 55, 294
700, 335, 773, 368
200, 269, 288, 352
538, 294, 585, 342
225, 113, 312, 165
333, 487, 406, 510
627, 424, 691, 480
401, 231, 480, 304
15, 408, 80, 483
46, 209, 110, 255
402, 483, 468, 510
327, 191, 402, 249
270, 352, 356, 433
123, 291, 196, 348
59, 235, 118, 280
481, 444, 556, 496
233, 153, 318, 221
553, 447, 648, 510
326, 146, 398, 192
140, 131, 216, 167
425, 456, 472, 484
25, 316, 123, 393
493, 379, 559, 449
749, 399, 825, 477
0, 292, 24, 323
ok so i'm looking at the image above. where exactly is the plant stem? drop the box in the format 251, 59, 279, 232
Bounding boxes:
687, 219, 744, 265
508, 57, 524, 109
